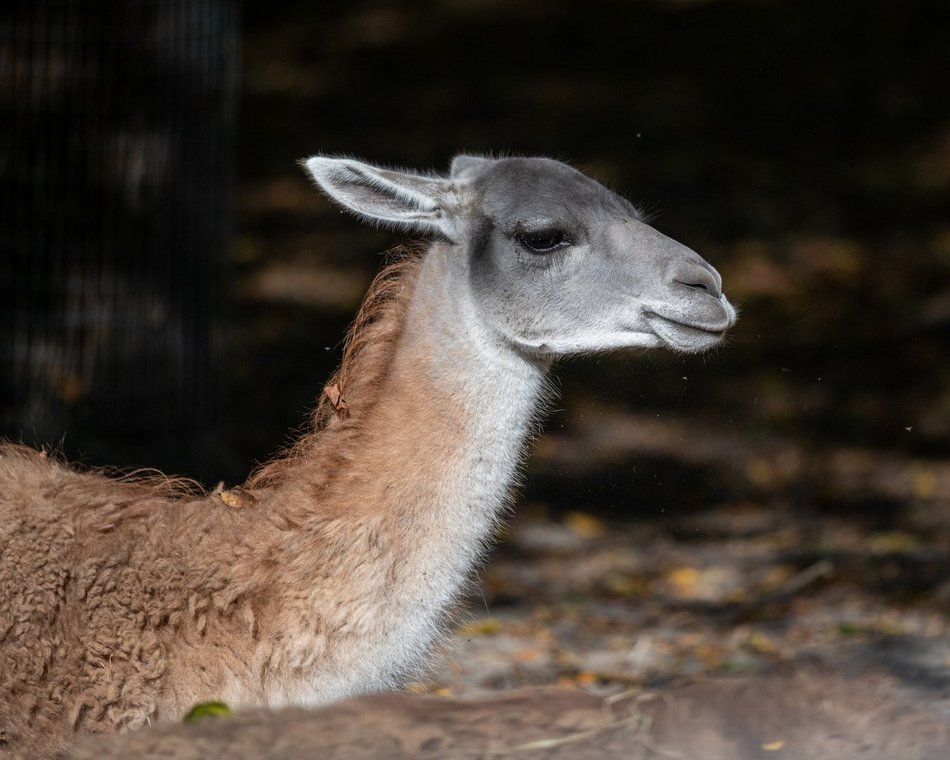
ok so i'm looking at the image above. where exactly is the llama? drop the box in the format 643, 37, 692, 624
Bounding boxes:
0, 155, 736, 757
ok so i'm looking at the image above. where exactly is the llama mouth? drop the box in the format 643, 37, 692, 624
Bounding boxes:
643, 311, 729, 353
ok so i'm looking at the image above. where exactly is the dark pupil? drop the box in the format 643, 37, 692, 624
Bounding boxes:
522, 229, 565, 252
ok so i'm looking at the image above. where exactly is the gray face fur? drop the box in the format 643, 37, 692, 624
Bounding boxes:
305, 154, 737, 356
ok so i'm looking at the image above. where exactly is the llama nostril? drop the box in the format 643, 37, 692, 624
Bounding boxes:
682, 281, 709, 293
675, 266, 722, 299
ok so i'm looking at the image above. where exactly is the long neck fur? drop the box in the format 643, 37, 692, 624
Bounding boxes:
240, 241, 548, 705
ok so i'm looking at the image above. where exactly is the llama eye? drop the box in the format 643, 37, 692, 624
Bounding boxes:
516, 228, 571, 253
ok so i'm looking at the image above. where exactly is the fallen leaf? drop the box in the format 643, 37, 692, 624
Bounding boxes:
514, 648, 542, 663
457, 618, 501, 637
574, 670, 598, 685
324, 383, 349, 415
666, 566, 700, 595
564, 511, 605, 539
183, 701, 232, 723
218, 491, 242, 508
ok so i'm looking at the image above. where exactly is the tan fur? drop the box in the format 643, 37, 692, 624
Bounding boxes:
249, 246, 421, 492
1, 251, 462, 757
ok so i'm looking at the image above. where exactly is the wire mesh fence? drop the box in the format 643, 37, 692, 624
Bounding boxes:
0, 0, 238, 477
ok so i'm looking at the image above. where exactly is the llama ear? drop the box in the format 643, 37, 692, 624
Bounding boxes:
304, 156, 456, 237
450, 154, 493, 178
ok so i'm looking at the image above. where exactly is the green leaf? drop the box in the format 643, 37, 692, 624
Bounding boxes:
183, 701, 233, 723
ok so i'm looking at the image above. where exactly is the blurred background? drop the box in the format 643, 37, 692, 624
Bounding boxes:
2, 0, 948, 695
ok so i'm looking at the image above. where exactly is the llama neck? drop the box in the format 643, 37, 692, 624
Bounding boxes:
325, 242, 547, 555
252, 243, 548, 702
380, 245, 548, 548
269, 243, 549, 529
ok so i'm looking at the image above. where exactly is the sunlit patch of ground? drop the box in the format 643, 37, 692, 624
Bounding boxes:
417, 491, 949, 708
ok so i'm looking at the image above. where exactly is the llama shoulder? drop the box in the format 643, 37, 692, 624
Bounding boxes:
0, 444, 260, 652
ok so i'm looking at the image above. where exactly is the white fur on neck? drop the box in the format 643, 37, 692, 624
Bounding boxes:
254, 244, 548, 708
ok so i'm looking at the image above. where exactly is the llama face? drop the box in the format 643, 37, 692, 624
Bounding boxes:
304, 154, 736, 357
457, 156, 736, 356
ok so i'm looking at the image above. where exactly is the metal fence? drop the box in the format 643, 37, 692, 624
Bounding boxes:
0, 0, 238, 477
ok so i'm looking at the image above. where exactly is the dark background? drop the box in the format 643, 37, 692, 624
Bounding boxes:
2, 0, 949, 694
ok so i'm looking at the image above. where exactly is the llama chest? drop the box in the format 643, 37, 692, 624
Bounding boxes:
253, 474, 516, 708
253, 563, 453, 707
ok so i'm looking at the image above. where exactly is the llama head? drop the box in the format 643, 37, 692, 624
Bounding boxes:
304, 154, 737, 357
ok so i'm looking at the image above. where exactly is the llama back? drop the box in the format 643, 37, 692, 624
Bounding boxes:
0, 445, 264, 755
